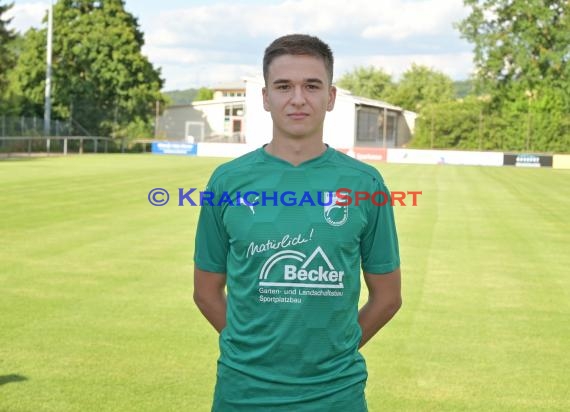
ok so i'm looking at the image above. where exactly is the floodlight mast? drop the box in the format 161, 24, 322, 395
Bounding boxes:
44, 1, 53, 150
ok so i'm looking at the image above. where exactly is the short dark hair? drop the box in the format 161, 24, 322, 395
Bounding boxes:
263, 34, 334, 85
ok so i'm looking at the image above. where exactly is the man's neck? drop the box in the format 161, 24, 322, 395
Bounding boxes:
264, 136, 327, 166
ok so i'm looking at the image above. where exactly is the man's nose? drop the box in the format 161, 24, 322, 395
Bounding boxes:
290, 85, 306, 105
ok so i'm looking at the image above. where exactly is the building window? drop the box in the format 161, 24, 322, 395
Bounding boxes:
224, 104, 245, 136
356, 108, 381, 143
356, 107, 399, 147
379, 112, 398, 147
224, 104, 244, 118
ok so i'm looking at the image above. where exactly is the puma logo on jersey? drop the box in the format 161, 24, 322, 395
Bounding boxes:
237, 195, 258, 215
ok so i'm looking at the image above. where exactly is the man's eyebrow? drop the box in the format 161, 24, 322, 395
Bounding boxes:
272, 78, 325, 85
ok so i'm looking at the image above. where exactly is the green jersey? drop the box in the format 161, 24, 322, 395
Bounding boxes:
194, 146, 400, 411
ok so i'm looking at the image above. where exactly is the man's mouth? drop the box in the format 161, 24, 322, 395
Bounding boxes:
288, 113, 309, 120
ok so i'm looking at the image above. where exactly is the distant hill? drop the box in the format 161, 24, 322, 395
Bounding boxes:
163, 89, 199, 105
453, 80, 474, 98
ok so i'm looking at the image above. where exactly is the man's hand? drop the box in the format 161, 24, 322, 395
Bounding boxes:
358, 268, 402, 348
193, 267, 227, 333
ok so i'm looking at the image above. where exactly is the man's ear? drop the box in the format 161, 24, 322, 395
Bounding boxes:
327, 86, 337, 112
262, 86, 270, 112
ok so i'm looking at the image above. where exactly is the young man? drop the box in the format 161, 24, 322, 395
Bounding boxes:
194, 34, 402, 411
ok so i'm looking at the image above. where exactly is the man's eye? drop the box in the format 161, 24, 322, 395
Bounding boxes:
306, 84, 319, 90
277, 85, 290, 90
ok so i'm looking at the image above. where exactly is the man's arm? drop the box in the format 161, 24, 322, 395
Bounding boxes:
358, 268, 402, 348
193, 267, 227, 333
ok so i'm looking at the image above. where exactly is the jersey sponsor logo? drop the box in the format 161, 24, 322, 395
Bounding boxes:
323, 192, 348, 226
258, 246, 344, 289
237, 195, 258, 214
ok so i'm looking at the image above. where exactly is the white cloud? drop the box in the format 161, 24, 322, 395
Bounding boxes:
147, 0, 468, 46
143, 47, 204, 66
5, 1, 49, 34
159, 63, 260, 91
142, 0, 473, 89
336, 52, 475, 82
6, 0, 475, 90
358, 0, 468, 40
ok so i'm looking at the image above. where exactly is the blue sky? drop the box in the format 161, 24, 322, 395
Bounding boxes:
8, 0, 475, 91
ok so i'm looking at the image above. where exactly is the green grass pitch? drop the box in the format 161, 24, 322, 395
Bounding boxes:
0, 154, 568, 411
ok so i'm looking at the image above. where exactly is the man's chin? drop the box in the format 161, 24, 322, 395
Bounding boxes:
282, 126, 318, 139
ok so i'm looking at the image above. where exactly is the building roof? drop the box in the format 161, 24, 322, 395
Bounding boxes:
350, 95, 404, 112
191, 96, 245, 107
212, 81, 246, 91
334, 87, 404, 111
165, 96, 245, 110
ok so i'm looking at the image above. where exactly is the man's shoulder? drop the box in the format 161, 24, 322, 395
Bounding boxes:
329, 148, 385, 183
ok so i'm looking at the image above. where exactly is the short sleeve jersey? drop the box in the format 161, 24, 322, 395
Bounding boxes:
194, 146, 400, 411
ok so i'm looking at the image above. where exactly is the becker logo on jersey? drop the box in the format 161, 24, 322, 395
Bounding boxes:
258, 246, 344, 289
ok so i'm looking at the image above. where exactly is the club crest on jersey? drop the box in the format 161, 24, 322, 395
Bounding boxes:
323, 192, 348, 226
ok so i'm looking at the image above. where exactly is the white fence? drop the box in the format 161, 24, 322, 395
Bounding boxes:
0, 136, 120, 156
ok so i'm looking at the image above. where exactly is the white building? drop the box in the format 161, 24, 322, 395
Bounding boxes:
156, 77, 416, 156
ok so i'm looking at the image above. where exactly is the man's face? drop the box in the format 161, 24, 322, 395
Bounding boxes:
263, 54, 336, 141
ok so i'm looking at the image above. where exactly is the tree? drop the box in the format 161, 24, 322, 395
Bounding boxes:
164, 88, 199, 105
10, 0, 165, 138
0, 1, 16, 98
456, 0, 570, 152
457, 0, 569, 93
1, 32, 25, 115
411, 96, 503, 150
389, 64, 455, 111
194, 87, 213, 102
336, 66, 394, 100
